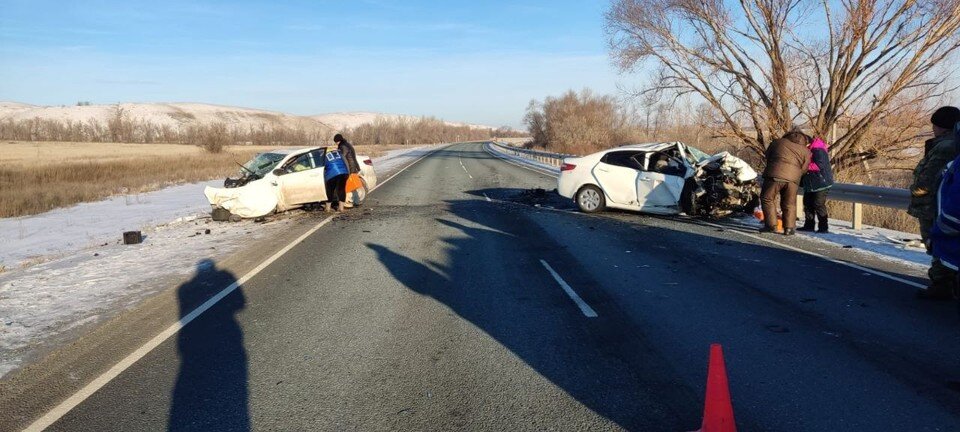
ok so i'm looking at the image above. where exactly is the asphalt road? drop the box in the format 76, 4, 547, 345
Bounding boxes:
11, 142, 960, 431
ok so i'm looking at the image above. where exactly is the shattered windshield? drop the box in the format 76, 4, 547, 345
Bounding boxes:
242, 152, 286, 177
683, 145, 712, 164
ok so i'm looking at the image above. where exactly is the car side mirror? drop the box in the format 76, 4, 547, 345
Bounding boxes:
272, 169, 285, 176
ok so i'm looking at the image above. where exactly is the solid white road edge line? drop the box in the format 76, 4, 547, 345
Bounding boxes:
24, 144, 448, 432
697, 219, 927, 289
23, 216, 335, 432
540, 259, 598, 318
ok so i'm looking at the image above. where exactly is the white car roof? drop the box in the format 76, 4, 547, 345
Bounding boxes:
606, 142, 683, 153
265, 146, 322, 155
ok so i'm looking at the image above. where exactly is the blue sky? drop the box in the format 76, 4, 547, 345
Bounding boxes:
0, 0, 626, 127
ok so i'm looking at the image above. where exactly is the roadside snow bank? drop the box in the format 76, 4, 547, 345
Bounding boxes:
1, 181, 219, 270
0, 144, 438, 378
733, 216, 928, 269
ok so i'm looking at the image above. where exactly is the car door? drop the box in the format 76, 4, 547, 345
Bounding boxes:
636, 152, 687, 212
592, 151, 644, 206
277, 150, 327, 206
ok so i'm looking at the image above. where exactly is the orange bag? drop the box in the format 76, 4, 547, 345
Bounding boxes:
345, 173, 363, 193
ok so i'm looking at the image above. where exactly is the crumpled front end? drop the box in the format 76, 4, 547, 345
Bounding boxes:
204, 179, 278, 219
691, 152, 760, 218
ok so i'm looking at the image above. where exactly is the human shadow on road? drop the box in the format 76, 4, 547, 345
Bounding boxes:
366, 194, 960, 430
365, 201, 702, 430
169, 259, 249, 432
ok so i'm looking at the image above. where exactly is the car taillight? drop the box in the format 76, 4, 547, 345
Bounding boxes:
561, 163, 577, 172
363, 159, 373, 166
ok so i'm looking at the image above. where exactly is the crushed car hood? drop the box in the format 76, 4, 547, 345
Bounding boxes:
696, 152, 758, 182
204, 179, 278, 218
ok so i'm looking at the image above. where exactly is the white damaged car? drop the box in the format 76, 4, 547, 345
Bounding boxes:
558, 142, 759, 218
204, 147, 377, 219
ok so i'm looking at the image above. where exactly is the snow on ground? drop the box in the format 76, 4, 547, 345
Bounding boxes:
1, 181, 222, 269
0, 145, 439, 379
311, 112, 492, 131
0, 101, 493, 134
0, 102, 326, 132
731, 215, 929, 270
488, 142, 929, 271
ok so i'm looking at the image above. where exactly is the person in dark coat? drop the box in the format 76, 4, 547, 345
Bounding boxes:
760, 130, 812, 235
799, 137, 835, 233
930, 123, 960, 304
333, 134, 361, 209
334, 134, 361, 175
912, 107, 960, 299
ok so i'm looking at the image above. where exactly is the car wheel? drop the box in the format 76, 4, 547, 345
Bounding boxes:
680, 179, 698, 216
576, 185, 605, 213
211, 207, 233, 222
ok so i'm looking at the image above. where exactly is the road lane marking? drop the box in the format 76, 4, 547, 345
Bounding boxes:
696, 219, 927, 289
23, 144, 448, 432
459, 155, 473, 179
23, 216, 335, 432
540, 259, 598, 318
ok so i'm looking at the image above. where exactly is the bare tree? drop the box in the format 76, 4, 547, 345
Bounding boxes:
606, 0, 960, 172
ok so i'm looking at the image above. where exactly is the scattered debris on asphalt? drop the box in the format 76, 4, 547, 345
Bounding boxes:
506, 188, 571, 209
123, 231, 142, 245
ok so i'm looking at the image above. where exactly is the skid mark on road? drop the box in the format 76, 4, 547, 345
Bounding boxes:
540, 259, 598, 318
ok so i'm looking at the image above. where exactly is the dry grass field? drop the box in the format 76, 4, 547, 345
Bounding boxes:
0, 141, 409, 218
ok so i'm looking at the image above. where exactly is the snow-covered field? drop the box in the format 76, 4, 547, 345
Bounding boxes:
310, 112, 492, 131
0, 144, 441, 379
0, 101, 327, 132
0, 101, 490, 133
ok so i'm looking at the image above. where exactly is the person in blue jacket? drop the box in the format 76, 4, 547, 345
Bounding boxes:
799, 137, 835, 233
930, 123, 960, 302
323, 148, 350, 212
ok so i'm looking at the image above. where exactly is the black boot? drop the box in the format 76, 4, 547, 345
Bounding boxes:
817, 215, 830, 233
797, 218, 816, 232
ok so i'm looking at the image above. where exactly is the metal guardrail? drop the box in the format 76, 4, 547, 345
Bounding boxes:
490, 141, 910, 231
490, 141, 572, 167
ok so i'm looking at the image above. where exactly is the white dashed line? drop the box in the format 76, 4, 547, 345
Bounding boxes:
459, 156, 473, 179
540, 259, 598, 318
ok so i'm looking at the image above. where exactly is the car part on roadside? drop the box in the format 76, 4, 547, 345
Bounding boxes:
683, 159, 760, 218
123, 231, 143, 245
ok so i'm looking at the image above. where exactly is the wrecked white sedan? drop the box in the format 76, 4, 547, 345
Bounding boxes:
204, 147, 378, 218
558, 142, 759, 218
